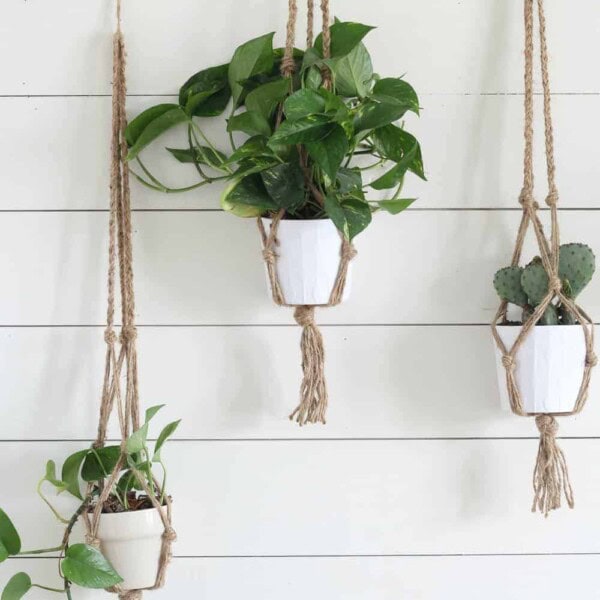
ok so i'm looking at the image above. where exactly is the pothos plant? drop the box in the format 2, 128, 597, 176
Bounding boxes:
125, 20, 426, 241
0, 405, 180, 600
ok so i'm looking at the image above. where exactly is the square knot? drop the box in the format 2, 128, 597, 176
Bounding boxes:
163, 527, 177, 542
586, 352, 598, 367
545, 190, 559, 206
518, 190, 538, 211
501, 354, 514, 369
341, 243, 357, 261
104, 328, 118, 344
549, 276, 562, 293
262, 248, 277, 264
85, 535, 101, 549
120, 326, 137, 342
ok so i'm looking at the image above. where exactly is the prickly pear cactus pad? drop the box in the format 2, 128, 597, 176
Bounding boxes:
493, 266, 528, 307
559, 243, 595, 298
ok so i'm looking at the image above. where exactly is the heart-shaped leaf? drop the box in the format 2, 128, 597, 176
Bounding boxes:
372, 78, 420, 115
61, 450, 88, 500
0, 509, 21, 557
371, 125, 426, 180
126, 423, 149, 455
221, 175, 277, 217
306, 124, 349, 181
179, 64, 231, 117
260, 163, 306, 212
268, 115, 333, 146
324, 194, 372, 241
1, 572, 31, 600
153, 420, 182, 462
245, 79, 290, 120
332, 42, 373, 97
377, 198, 416, 215
81, 446, 121, 482
227, 111, 272, 138
61, 544, 122, 589
314, 22, 375, 58
283, 89, 326, 121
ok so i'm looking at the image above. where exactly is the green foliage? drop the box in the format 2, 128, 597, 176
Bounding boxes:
61, 544, 123, 589
1, 573, 31, 600
0, 510, 20, 561
126, 20, 425, 238
493, 243, 595, 325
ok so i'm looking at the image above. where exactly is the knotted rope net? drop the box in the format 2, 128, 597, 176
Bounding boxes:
81, 2, 176, 597
491, 0, 596, 516
258, 0, 357, 426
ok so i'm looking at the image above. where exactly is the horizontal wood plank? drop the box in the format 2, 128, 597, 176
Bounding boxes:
1, 94, 599, 210
0, 210, 597, 325
0, 325, 597, 440
3, 440, 600, 556
3, 555, 600, 599
1, 1, 599, 95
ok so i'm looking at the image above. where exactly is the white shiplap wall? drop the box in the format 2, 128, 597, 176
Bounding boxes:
2, 1, 600, 598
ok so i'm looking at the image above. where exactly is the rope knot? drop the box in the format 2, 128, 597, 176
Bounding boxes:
85, 535, 101, 549
262, 247, 278, 265
118, 592, 143, 600
549, 276, 562, 294
535, 414, 558, 437
294, 305, 315, 327
280, 55, 296, 77
163, 527, 177, 542
120, 326, 137, 342
104, 328, 117, 344
501, 354, 515, 370
341, 242, 357, 262
518, 189, 537, 210
545, 189, 559, 207
586, 352, 598, 367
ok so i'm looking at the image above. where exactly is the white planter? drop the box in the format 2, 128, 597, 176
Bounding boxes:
96, 507, 165, 591
261, 218, 352, 306
493, 325, 586, 413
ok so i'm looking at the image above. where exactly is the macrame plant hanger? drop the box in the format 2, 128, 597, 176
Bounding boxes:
258, 0, 357, 426
81, 3, 176, 598
491, 0, 596, 516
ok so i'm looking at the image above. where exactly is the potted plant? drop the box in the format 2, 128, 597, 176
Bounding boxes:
124, 21, 425, 304
0, 406, 180, 598
492, 243, 595, 414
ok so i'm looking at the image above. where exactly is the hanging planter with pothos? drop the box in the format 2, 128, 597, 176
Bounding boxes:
125, 0, 426, 425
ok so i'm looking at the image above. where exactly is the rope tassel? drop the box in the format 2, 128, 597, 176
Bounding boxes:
289, 306, 328, 425
531, 415, 574, 517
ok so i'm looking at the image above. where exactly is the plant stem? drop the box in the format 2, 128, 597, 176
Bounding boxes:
19, 546, 63, 555
31, 584, 65, 593
227, 108, 238, 152
37, 479, 69, 524
190, 122, 233, 173
130, 170, 215, 193
159, 459, 168, 506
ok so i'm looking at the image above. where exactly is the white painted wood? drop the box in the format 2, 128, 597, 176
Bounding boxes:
3, 555, 600, 599
0, 210, 597, 325
1, 94, 599, 210
1, 1, 599, 95
0, 326, 597, 440
4, 441, 600, 556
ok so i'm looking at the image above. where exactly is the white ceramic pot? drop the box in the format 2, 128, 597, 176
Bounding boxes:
96, 508, 165, 591
261, 218, 352, 306
493, 325, 586, 413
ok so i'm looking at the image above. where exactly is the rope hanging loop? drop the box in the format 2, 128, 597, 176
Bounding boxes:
490, 0, 595, 515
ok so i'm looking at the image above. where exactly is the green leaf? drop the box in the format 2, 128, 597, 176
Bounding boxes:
372, 78, 420, 115
44, 460, 65, 490
371, 125, 425, 180
61, 450, 88, 500
126, 106, 189, 161
81, 446, 121, 482
225, 136, 273, 164
179, 64, 231, 117
61, 544, 123, 589
126, 423, 149, 455
125, 104, 177, 147
283, 89, 326, 121
153, 420, 182, 462
260, 163, 306, 211
353, 101, 406, 132
116, 470, 145, 495
221, 175, 277, 217
268, 115, 333, 146
229, 33, 275, 107
145, 404, 165, 424
245, 78, 290, 120
234, 157, 280, 179
0, 509, 21, 557
305, 66, 323, 90
324, 194, 372, 240
332, 42, 373, 97
315, 22, 375, 58
337, 167, 362, 193
377, 198, 416, 214
227, 111, 272, 138
1, 573, 31, 600
167, 146, 227, 168
306, 124, 349, 181
0, 541, 7, 563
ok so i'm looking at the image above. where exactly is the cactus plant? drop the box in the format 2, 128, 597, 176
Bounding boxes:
493, 243, 595, 325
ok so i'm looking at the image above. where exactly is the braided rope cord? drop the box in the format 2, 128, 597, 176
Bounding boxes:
83, 2, 176, 596
490, 0, 596, 515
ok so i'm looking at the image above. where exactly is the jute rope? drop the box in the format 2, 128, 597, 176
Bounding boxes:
491, 0, 596, 516
256, 0, 356, 425
82, 3, 176, 596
